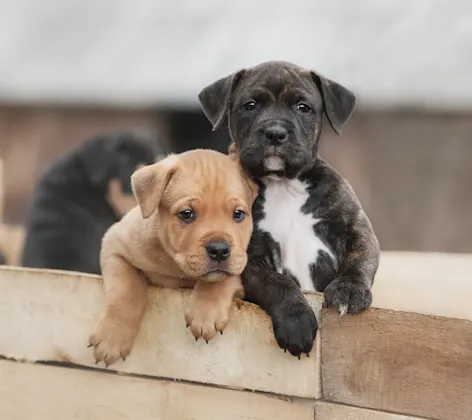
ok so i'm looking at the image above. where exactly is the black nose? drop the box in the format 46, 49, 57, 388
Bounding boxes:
205, 241, 230, 262
264, 124, 288, 145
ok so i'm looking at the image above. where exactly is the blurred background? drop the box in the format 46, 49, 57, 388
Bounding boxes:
0, 0, 471, 254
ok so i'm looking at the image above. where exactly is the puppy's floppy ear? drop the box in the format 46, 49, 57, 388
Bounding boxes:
245, 176, 260, 203
198, 70, 245, 131
131, 155, 177, 219
311, 72, 356, 135
228, 143, 258, 201
228, 142, 239, 162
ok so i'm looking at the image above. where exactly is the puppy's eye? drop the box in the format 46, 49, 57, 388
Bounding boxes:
242, 100, 257, 111
178, 209, 195, 223
296, 103, 311, 113
233, 209, 246, 223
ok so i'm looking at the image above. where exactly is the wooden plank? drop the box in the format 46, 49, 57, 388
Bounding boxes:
321, 308, 472, 420
0, 359, 314, 420
373, 251, 472, 320
0, 266, 323, 398
315, 401, 429, 420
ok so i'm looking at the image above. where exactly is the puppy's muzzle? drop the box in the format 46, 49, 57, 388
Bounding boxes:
258, 121, 292, 173
204, 240, 233, 278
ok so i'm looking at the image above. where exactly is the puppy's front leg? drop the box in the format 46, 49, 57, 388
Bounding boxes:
243, 263, 317, 358
89, 254, 147, 366
185, 276, 243, 343
324, 220, 380, 315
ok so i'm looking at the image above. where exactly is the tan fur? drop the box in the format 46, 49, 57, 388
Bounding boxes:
0, 224, 25, 266
185, 275, 244, 342
106, 179, 137, 218
89, 149, 258, 366
106, 164, 147, 218
228, 142, 239, 161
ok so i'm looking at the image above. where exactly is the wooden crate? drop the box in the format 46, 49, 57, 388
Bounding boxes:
0, 252, 471, 420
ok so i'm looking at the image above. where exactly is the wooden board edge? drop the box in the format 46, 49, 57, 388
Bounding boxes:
320, 307, 472, 420
0, 359, 315, 420
315, 401, 433, 420
0, 266, 323, 398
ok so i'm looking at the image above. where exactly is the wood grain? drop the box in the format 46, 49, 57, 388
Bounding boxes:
315, 401, 429, 420
321, 308, 472, 420
0, 359, 314, 420
0, 266, 323, 398
373, 251, 472, 321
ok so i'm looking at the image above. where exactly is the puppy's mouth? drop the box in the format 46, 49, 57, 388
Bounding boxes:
263, 155, 285, 171
262, 153, 287, 179
205, 261, 231, 277
176, 250, 247, 281
203, 269, 231, 282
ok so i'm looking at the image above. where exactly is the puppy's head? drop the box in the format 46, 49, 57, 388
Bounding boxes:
198, 61, 356, 179
79, 131, 163, 216
131, 149, 258, 281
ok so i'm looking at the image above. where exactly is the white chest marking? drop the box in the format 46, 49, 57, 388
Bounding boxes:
258, 178, 335, 292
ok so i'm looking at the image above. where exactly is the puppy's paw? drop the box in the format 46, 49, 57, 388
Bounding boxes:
184, 293, 231, 343
324, 277, 372, 315
271, 299, 318, 358
88, 313, 137, 367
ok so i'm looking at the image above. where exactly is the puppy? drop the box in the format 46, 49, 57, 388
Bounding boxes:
88, 149, 258, 366
21, 132, 161, 274
199, 61, 380, 358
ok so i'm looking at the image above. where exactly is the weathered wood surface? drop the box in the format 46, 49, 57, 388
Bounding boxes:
321, 307, 472, 420
373, 251, 472, 320
0, 359, 314, 420
0, 266, 323, 398
1, 252, 471, 417
315, 401, 429, 420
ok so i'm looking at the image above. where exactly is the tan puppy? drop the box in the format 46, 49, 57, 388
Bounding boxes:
89, 149, 258, 366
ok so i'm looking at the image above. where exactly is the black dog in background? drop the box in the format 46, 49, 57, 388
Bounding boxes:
21, 132, 162, 274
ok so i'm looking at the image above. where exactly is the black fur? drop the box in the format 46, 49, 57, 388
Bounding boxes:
21, 132, 162, 274
199, 61, 380, 358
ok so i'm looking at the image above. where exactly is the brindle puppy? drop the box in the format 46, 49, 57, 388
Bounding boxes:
198, 61, 380, 358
